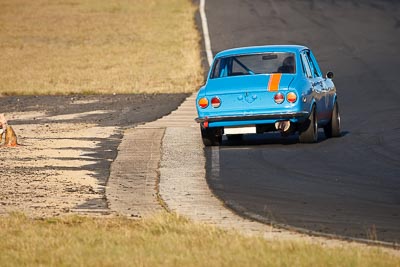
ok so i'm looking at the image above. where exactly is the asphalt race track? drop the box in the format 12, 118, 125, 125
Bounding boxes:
203, 0, 400, 243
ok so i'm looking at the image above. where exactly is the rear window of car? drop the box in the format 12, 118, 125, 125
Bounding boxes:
210, 52, 296, 79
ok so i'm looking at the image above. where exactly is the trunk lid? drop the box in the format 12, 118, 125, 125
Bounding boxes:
204, 74, 295, 116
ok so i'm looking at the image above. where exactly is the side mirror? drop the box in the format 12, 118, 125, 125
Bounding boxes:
326, 71, 334, 79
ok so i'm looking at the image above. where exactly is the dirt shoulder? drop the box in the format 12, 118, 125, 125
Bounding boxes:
0, 94, 187, 217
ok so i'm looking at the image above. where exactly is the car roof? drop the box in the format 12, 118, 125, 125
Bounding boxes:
215, 45, 308, 58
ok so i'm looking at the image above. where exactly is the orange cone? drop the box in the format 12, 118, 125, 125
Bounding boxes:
4, 125, 17, 147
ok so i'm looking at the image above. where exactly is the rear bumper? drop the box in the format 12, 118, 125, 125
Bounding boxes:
195, 111, 309, 123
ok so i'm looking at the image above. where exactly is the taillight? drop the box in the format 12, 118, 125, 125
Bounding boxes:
211, 97, 221, 108
198, 97, 208, 109
274, 93, 284, 104
287, 92, 297, 103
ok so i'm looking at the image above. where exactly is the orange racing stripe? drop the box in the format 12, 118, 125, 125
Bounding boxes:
267, 73, 282, 92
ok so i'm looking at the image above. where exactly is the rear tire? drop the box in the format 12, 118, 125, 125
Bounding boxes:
299, 107, 318, 143
324, 101, 341, 138
201, 126, 222, 146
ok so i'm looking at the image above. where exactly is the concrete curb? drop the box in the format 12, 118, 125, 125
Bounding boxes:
152, 98, 308, 240
107, 127, 164, 218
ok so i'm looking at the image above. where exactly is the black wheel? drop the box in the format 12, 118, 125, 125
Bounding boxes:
324, 101, 341, 138
201, 126, 222, 146
299, 107, 318, 143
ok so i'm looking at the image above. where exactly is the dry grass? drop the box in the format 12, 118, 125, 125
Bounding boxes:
0, 0, 203, 95
0, 212, 398, 267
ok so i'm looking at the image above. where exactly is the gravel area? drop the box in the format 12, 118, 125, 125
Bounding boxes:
0, 94, 187, 217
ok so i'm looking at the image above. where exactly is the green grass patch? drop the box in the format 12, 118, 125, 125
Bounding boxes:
0, 212, 398, 267
0, 0, 203, 95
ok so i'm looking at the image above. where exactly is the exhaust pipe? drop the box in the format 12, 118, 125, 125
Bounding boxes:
275, 120, 291, 132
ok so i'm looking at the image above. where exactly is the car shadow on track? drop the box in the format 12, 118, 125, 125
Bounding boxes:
220, 131, 349, 147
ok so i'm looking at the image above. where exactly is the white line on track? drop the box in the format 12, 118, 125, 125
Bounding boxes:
211, 146, 220, 180
200, 0, 213, 67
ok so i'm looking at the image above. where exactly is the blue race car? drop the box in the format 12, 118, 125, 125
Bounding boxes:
195, 45, 341, 146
